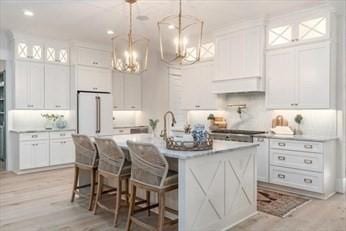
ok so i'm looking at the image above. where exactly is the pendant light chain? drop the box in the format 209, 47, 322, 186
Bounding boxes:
178, 0, 182, 57
128, 2, 133, 68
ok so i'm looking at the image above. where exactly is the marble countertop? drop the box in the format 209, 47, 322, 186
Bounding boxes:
113, 125, 148, 129
254, 133, 339, 142
112, 134, 258, 160
10, 128, 76, 133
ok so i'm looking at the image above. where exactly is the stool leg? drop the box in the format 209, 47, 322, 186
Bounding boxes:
88, 168, 96, 211
158, 190, 165, 231
114, 177, 122, 227
126, 183, 136, 231
124, 178, 129, 206
146, 191, 151, 216
71, 166, 79, 202
93, 173, 103, 215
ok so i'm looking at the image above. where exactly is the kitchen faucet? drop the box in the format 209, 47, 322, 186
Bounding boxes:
160, 111, 177, 141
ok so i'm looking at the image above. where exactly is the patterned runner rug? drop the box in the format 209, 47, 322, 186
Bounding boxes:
257, 188, 311, 217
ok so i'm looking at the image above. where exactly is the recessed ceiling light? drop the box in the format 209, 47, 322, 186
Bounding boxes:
23, 10, 34, 17
168, 24, 175, 30
136, 15, 149, 21
107, 30, 114, 35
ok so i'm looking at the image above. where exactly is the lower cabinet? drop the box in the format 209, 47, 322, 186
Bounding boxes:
254, 137, 269, 182
20, 140, 49, 170
50, 138, 75, 166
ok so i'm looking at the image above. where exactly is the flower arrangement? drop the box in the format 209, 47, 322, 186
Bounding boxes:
149, 119, 159, 136
41, 114, 60, 130
294, 114, 303, 135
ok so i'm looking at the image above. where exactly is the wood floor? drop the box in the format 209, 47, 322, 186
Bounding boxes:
0, 168, 345, 231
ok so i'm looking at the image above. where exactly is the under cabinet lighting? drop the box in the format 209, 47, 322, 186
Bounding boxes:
107, 30, 114, 35
23, 10, 34, 17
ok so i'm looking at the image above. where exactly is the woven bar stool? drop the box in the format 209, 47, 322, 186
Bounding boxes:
71, 134, 98, 211
93, 138, 132, 226
126, 141, 178, 231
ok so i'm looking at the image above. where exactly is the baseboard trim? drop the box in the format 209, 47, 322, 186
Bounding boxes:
336, 177, 346, 193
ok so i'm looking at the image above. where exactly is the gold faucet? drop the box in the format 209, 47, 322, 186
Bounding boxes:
160, 111, 177, 141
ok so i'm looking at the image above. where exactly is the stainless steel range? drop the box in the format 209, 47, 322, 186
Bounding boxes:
210, 129, 266, 143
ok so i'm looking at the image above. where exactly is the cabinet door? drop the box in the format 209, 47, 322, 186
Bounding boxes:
45, 64, 70, 109
181, 66, 198, 109
31, 141, 49, 168
266, 48, 297, 108
78, 47, 111, 68
16, 41, 43, 62
28, 62, 45, 109
77, 66, 112, 92
50, 139, 74, 165
112, 72, 124, 110
296, 42, 330, 108
15, 61, 29, 108
254, 137, 269, 182
19, 142, 33, 169
267, 24, 293, 48
46, 46, 69, 65
124, 74, 141, 110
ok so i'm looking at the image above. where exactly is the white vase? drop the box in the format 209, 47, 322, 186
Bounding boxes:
44, 120, 54, 130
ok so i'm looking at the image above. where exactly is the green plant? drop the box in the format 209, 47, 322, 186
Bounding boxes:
149, 119, 159, 131
41, 113, 59, 122
207, 114, 215, 120
294, 114, 303, 124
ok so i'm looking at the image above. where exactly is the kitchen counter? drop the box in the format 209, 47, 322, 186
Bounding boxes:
112, 125, 148, 129
112, 134, 257, 230
113, 134, 258, 160
10, 128, 76, 133
254, 133, 339, 142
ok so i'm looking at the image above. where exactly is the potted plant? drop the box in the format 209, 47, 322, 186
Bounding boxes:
207, 113, 216, 130
294, 114, 303, 135
149, 119, 159, 137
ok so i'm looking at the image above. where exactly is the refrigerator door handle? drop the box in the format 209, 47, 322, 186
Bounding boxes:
95, 96, 100, 134
98, 96, 101, 134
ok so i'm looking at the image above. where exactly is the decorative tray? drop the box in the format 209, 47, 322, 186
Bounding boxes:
166, 136, 213, 151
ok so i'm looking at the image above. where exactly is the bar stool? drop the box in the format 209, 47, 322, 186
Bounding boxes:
93, 138, 131, 226
71, 134, 98, 211
126, 141, 178, 231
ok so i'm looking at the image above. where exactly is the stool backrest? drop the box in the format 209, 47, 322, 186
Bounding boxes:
95, 138, 126, 176
127, 141, 168, 187
72, 134, 98, 167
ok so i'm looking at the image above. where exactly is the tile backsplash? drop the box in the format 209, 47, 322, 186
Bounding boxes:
187, 93, 337, 137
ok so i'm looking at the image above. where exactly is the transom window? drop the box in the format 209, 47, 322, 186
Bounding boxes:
299, 17, 327, 40
47, 47, 56, 62
32, 45, 42, 60
268, 25, 292, 46
18, 43, 28, 58
59, 49, 68, 63
185, 42, 215, 63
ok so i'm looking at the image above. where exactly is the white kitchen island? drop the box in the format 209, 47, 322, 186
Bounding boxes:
113, 134, 258, 231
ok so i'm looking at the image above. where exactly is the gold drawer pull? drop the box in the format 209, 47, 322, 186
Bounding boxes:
278, 156, 286, 161
278, 142, 286, 147
304, 178, 312, 184
304, 159, 312, 164
304, 144, 313, 149
278, 174, 285, 179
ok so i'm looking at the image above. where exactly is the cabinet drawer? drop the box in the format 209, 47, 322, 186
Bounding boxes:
20, 132, 49, 141
270, 149, 323, 172
270, 166, 323, 193
113, 128, 131, 135
50, 131, 74, 139
270, 139, 323, 153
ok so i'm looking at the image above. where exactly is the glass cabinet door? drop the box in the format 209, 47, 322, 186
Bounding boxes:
298, 17, 328, 41
267, 25, 293, 47
16, 41, 43, 61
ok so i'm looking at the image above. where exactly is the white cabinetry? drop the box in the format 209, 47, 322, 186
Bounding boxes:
14, 61, 45, 109
76, 66, 112, 92
181, 62, 217, 110
50, 131, 74, 166
266, 41, 333, 109
45, 64, 70, 109
213, 24, 264, 93
254, 137, 269, 182
15, 40, 44, 62
269, 139, 336, 198
72, 47, 111, 68
112, 72, 142, 110
45, 44, 69, 64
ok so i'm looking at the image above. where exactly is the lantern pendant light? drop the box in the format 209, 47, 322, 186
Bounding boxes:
112, 0, 149, 73
158, 0, 204, 65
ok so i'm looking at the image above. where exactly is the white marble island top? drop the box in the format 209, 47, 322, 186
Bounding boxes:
113, 134, 258, 160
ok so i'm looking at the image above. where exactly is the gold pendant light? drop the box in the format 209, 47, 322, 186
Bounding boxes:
112, 0, 149, 73
158, 0, 204, 65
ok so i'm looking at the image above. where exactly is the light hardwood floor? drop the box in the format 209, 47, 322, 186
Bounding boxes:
0, 168, 345, 231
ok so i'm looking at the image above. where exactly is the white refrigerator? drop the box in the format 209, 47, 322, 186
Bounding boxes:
77, 92, 113, 137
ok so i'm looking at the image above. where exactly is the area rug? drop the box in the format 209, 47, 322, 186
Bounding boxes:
257, 188, 311, 217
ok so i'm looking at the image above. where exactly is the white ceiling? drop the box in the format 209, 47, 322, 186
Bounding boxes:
0, 0, 327, 45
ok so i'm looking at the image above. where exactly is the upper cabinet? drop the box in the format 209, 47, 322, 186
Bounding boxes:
76, 66, 112, 92
266, 41, 333, 109
45, 44, 69, 65
112, 72, 142, 111
267, 13, 331, 49
72, 47, 111, 69
213, 24, 265, 93
15, 40, 44, 62
181, 62, 217, 110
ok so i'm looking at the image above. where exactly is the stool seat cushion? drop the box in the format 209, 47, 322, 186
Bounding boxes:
163, 170, 178, 187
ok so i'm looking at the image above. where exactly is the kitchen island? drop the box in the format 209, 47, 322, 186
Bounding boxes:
113, 134, 258, 231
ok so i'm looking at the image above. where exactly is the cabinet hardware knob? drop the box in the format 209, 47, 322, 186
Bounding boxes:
119, 130, 124, 132
304, 144, 313, 149
304, 178, 312, 184
278, 174, 285, 179
304, 159, 312, 164
278, 156, 286, 161
131, 106, 136, 109
55, 105, 61, 108
278, 142, 286, 147
257, 138, 264, 142
60, 133, 66, 136
32, 135, 38, 138
195, 105, 200, 108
